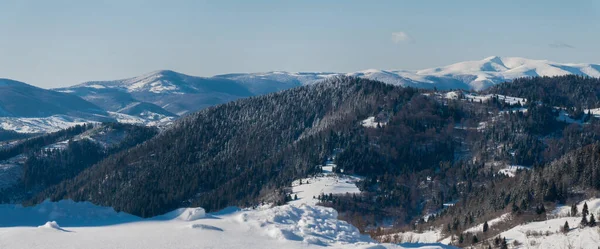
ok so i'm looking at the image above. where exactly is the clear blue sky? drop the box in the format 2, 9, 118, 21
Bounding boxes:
1, 0, 598, 88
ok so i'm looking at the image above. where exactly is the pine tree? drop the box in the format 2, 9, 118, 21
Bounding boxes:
494, 236, 501, 246
583, 202, 589, 217
501, 237, 508, 249
294, 194, 298, 200
563, 221, 570, 233
581, 214, 589, 227
483, 221, 489, 233
458, 233, 464, 244
472, 235, 479, 244
590, 214, 597, 227
571, 203, 578, 216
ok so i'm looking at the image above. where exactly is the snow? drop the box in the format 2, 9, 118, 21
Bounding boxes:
551, 198, 600, 218
86, 84, 106, 89
0, 159, 451, 249
0, 199, 452, 249
380, 230, 443, 244
497, 165, 530, 177
108, 111, 174, 127
65, 57, 600, 97
487, 198, 600, 248
361, 116, 387, 128
38, 221, 71, 232
499, 217, 600, 249
464, 213, 511, 234
0, 115, 94, 133
443, 91, 527, 106
174, 208, 206, 221
0, 112, 174, 134
289, 163, 363, 206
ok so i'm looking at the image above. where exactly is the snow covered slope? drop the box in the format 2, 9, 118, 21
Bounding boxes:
215, 56, 600, 91
0, 201, 454, 249
412, 56, 600, 90
0, 157, 454, 249
0, 112, 172, 134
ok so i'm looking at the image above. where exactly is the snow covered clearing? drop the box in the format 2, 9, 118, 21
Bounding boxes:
361, 116, 387, 128
499, 217, 600, 249
289, 163, 363, 206
443, 91, 527, 106
464, 213, 511, 234
492, 198, 600, 248
497, 165, 530, 177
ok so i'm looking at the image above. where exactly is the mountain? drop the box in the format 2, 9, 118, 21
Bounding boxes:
58, 70, 255, 116
0, 79, 108, 118
55, 57, 600, 118
217, 56, 600, 91
411, 56, 600, 90
37, 77, 412, 217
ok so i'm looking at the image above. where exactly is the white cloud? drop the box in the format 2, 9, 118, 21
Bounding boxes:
391, 32, 412, 43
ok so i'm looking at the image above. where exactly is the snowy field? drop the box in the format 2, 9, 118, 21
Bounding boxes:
497, 165, 530, 177
443, 91, 527, 106
0, 163, 453, 249
361, 116, 387, 128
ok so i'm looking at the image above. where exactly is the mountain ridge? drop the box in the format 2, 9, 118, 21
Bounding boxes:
52, 56, 600, 119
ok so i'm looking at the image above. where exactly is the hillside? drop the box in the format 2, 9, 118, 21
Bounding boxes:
0, 123, 158, 203
37, 77, 414, 217
0, 79, 108, 118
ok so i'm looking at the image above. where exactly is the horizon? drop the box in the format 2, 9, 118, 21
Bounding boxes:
1, 0, 599, 88
4, 55, 600, 89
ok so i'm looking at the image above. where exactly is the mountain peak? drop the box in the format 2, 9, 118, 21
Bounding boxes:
146, 70, 183, 78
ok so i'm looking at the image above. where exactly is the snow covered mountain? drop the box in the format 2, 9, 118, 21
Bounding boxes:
409, 56, 600, 90
58, 70, 254, 116
55, 56, 600, 118
2, 56, 596, 134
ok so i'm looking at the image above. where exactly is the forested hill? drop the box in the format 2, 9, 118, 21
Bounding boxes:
35, 77, 421, 217
486, 75, 600, 108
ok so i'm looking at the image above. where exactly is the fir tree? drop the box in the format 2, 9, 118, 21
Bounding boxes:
483, 221, 489, 233
581, 214, 589, 227
571, 203, 578, 216
562, 221, 570, 233
589, 214, 597, 227
583, 202, 589, 217
501, 237, 508, 249
472, 235, 479, 244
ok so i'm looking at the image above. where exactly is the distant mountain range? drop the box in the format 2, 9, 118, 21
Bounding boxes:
1, 56, 599, 133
